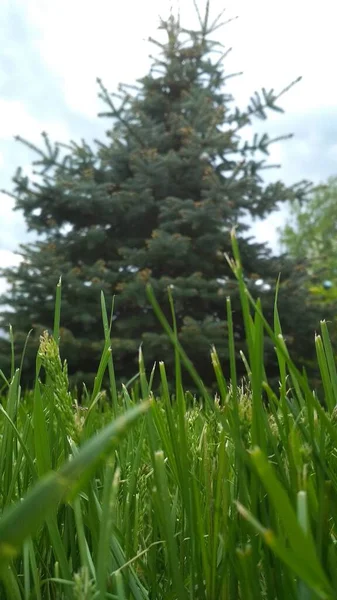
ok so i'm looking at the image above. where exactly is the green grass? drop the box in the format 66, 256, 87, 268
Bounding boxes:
1, 232, 337, 598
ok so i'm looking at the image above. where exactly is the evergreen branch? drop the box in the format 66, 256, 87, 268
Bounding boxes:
14, 135, 45, 158
192, 0, 203, 30
275, 76, 302, 102
203, 0, 210, 35
97, 78, 146, 149
268, 134, 294, 145
209, 7, 228, 31
260, 163, 281, 171
148, 36, 166, 51
222, 71, 244, 82
210, 15, 239, 34
230, 79, 300, 136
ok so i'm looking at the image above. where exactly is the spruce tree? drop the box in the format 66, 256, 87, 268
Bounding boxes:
0, 4, 322, 389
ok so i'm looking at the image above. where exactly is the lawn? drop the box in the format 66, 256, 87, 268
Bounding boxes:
0, 233, 336, 599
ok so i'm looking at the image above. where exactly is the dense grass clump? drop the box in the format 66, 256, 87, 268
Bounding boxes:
1, 233, 337, 599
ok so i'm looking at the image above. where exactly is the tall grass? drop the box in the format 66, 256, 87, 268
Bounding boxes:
0, 232, 337, 598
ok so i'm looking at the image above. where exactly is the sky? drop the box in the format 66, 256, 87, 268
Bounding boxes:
1, 0, 337, 297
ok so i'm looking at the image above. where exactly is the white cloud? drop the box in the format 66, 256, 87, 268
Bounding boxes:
14, 0, 165, 118
223, 0, 337, 112
0, 249, 22, 269
0, 99, 71, 143
251, 210, 288, 254
0, 250, 22, 296
328, 144, 337, 160
12, 0, 337, 117
0, 188, 35, 252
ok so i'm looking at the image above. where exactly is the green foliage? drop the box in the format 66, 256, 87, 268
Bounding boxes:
1, 232, 337, 598
0, 2, 321, 389
279, 175, 337, 280
279, 176, 337, 346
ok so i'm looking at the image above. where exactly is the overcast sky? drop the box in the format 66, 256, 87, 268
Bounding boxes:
1, 0, 337, 296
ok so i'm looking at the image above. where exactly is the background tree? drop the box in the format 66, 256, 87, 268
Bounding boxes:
280, 175, 337, 284
0, 3, 324, 391
279, 175, 337, 346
